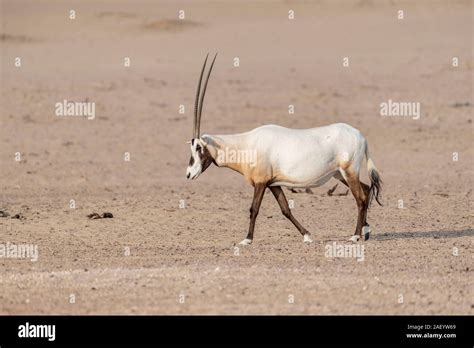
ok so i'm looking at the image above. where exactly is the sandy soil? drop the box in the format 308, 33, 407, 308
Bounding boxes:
0, 0, 472, 314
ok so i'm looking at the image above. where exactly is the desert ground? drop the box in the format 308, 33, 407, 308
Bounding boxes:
0, 0, 472, 314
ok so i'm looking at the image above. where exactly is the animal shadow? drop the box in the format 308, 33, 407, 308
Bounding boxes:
372, 228, 473, 241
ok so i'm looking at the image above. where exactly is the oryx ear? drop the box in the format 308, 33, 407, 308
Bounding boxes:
185, 141, 191, 144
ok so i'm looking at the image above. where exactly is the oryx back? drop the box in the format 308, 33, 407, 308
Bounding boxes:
242, 123, 367, 188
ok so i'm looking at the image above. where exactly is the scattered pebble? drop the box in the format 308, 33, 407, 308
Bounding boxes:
451, 101, 471, 108
11, 213, 25, 220
87, 213, 101, 219
87, 212, 114, 219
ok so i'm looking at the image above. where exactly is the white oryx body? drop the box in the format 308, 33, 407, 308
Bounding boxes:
186, 54, 382, 245
200, 123, 369, 189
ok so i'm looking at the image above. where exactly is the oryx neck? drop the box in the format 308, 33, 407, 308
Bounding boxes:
203, 134, 248, 172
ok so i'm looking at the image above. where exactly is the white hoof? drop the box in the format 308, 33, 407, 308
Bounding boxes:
363, 225, 371, 241
239, 238, 252, 245
303, 234, 313, 243
349, 235, 360, 243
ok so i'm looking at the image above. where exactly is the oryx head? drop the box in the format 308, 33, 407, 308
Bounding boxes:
186, 53, 217, 180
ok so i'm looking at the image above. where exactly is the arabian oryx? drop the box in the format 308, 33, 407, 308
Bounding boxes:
186, 54, 382, 245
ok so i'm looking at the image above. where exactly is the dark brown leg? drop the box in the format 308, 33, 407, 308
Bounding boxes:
269, 186, 311, 242
360, 182, 370, 230
240, 183, 266, 245
339, 170, 368, 241
334, 172, 370, 228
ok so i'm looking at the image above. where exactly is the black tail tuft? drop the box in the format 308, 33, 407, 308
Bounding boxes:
368, 168, 383, 207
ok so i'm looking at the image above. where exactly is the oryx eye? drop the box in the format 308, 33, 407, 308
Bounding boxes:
196, 144, 201, 152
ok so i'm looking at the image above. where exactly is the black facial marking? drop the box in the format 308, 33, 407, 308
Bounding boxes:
199, 145, 214, 173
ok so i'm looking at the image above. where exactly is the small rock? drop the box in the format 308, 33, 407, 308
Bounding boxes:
87, 213, 101, 219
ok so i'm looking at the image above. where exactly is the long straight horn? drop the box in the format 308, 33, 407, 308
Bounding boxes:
194, 54, 209, 138
196, 53, 217, 138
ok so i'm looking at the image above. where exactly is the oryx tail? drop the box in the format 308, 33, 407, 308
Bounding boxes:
365, 142, 383, 207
